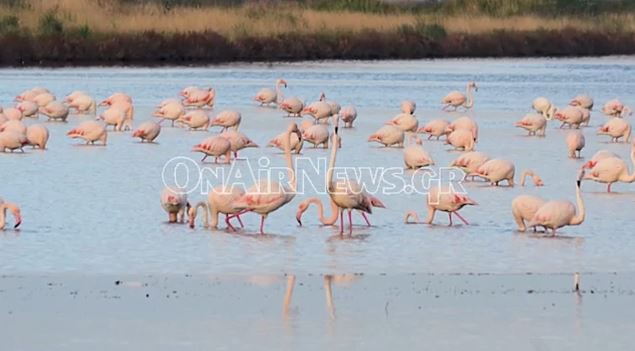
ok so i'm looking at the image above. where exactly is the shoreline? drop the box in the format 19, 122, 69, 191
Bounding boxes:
1, 29, 634, 67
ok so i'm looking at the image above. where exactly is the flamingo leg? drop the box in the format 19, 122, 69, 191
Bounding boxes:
348, 209, 353, 235
448, 213, 453, 226
453, 211, 470, 225
607, 183, 612, 193
224, 215, 236, 232
339, 210, 344, 236
360, 212, 371, 226
236, 214, 245, 228
260, 216, 265, 234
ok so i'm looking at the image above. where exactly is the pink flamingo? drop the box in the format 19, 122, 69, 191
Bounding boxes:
192, 136, 232, 164
565, 131, 585, 158
450, 151, 490, 180
400, 100, 416, 115
445, 129, 475, 151
234, 122, 302, 234
39, 101, 69, 122
302, 124, 332, 148
319, 92, 341, 116
15, 87, 49, 102
471, 159, 543, 187
0, 198, 22, 229
32, 92, 56, 107
0, 131, 28, 152
182, 87, 215, 109
295, 196, 385, 227
16, 101, 39, 118
97, 107, 130, 131
67, 93, 96, 115
442, 81, 477, 111
368, 125, 404, 147
404, 184, 477, 226
219, 130, 258, 159
527, 173, 585, 236
179, 110, 210, 130
339, 106, 357, 128
602, 99, 631, 118
581, 140, 635, 192
302, 101, 332, 122
597, 118, 631, 143
66, 121, 108, 145
512, 195, 547, 232
403, 134, 434, 169
515, 114, 546, 136
554, 106, 584, 129
210, 110, 241, 132
532, 97, 557, 120
255, 79, 286, 106
26, 124, 49, 149
570, 94, 593, 110
160, 187, 189, 223
132, 122, 161, 143
417, 119, 450, 140
2, 107, 22, 121
188, 186, 248, 231
386, 113, 418, 132
154, 100, 184, 126
268, 130, 303, 154
0, 120, 27, 135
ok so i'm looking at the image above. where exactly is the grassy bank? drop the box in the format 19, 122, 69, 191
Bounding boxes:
1, 0, 634, 66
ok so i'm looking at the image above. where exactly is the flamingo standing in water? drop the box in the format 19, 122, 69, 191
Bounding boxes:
97, 107, 130, 131
39, 101, 69, 122
471, 159, 544, 187
554, 106, 584, 129
67, 93, 96, 115
442, 81, 477, 111
33, 92, 56, 107
0, 120, 27, 135
219, 130, 258, 159
403, 135, 434, 169
319, 92, 341, 117
295, 196, 385, 227
0, 131, 28, 152
566, 131, 585, 158
302, 101, 332, 123
602, 99, 631, 118
386, 113, 418, 132
210, 110, 241, 132
160, 187, 189, 223
450, 151, 490, 180
532, 97, 557, 120
515, 114, 547, 136
255, 79, 286, 106
570, 94, 593, 110
0, 198, 22, 229
15, 87, 49, 102
2, 107, 22, 121
188, 186, 248, 231
527, 172, 585, 236
192, 136, 232, 164
182, 87, 215, 109
26, 124, 49, 149
417, 119, 450, 140
597, 118, 631, 143
179, 110, 210, 130
581, 140, 635, 192
512, 195, 547, 232
268, 130, 303, 154
327, 116, 381, 235
234, 122, 303, 234
302, 124, 336, 149
445, 129, 475, 151
404, 184, 477, 226
66, 121, 108, 145
446, 116, 478, 141
368, 125, 404, 147
154, 100, 184, 126
339, 106, 357, 128
132, 122, 161, 143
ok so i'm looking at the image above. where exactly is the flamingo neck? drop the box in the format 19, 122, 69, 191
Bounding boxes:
194, 201, 215, 228
570, 181, 585, 225
620, 146, 635, 183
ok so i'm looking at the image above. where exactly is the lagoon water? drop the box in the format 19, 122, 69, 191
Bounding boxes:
1, 57, 634, 276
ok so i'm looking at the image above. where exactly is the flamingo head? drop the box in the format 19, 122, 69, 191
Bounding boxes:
468, 81, 478, 91
276, 79, 287, 88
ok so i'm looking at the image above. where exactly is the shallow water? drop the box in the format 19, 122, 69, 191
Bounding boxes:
1, 57, 634, 275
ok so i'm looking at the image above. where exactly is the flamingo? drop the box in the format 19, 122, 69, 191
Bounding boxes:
442, 81, 477, 111
132, 122, 161, 143
160, 187, 189, 223
527, 172, 585, 236
302, 101, 332, 123
566, 131, 585, 158
302, 124, 332, 148
188, 185, 248, 231
450, 151, 490, 180
404, 184, 477, 226
446, 116, 478, 141
319, 92, 341, 116
368, 125, 404, 147
33, 92, 56, 107
570, 94, 594, 110
219, 130, 258, 159
64, 91, 87, 103
182, 87, 215, 109
554, 106, 584, 129
602, 99, 631, 118
39, 101, 69, 122
386, 113, 418, 132
2, 107, 22, 121
210, 110, 241, 132
280, 97, 305, 117
26, 124, 49, 149
403, 135, 434, 169
67, 93, 96, 115
515, 113, 546, 136
532, 97, 557, 120
0, 131, 28, 152
66, 121, 108, 145
597, 118, 631, 143
400, 100, 416, 115
339, 105, 357, 128
0, 120, 27, 135
445, 129, 475, 151
0, 198, 22, 229
16, 88, 49, 102
101, 92, 132, 105
16, 101, 39, 118
327, 116, 380, 235
583, 150, 619, 168
511, 195, 546, 232
234, 122, 302, 234
581, 140, 635, 192
471, 159, 543, 187
97, 107, 130, 131
417, 119, 450, 140
179, 110, 210, 130
192, 136, 232, 164
154, 100, 185, 126
295, 196, 385, 227
268, 130, 303, 154
255, 79, 286, 106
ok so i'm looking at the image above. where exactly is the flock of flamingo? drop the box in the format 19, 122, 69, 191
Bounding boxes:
1, 79, 633, 237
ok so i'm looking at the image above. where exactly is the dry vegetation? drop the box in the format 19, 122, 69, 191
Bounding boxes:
1, 0, 634, 38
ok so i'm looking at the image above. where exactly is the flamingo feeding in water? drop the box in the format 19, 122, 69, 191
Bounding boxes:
295, 196, 384, 227
565, 130, 585, 158
160, 187, 189, 223
154, 100, 185, 126
404, 184, 477, 226
192, 136, 232, 164
512, 195, 547, 232
26, 124, 49, 149
570, 94, 593, 110
182, 87, 215, 109
532, 97, 557, 120
450, 151, 490, 180
368, 125, 404, 147
417, 119, 450, 140
339, 106, 357, 128
188, 185, 248, 231
219, 130, 258, 159
16, 101, 39, 118
268, 129, 303, 154
445, 129, 475, 151
132, 122, 161, 143
97, 107, 130, 131
210, 110, 241, 132
581, 140, 635, 192
515, 113, 547, 136
179, 110, 210, 130
442, 81, 477, 111
0, 131, 28, 152
597, 118, 631, 143
386, 113, 418, 132
403, 135, 434, 169
66, 121, 108, 145
554, 106, 584, 129
39, 101, 69, 122
471, 159, 543, 187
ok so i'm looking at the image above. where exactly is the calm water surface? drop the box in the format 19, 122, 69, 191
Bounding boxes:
1, 57, 634, 275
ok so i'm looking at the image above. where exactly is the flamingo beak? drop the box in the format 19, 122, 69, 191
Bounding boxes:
296, 215, 302, 226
